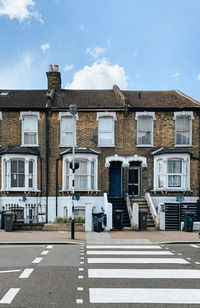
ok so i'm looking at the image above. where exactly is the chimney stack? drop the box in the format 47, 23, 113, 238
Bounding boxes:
46, 64, 61, 91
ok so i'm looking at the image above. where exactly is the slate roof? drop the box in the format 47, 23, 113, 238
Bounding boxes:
151, 147, 192, 156
60, 147, 100, 156
54, 89, 125, 109
123, 90, 200, 109
0, 90, 47, 109
0, 146, 40, 156
0, 88, 199, 110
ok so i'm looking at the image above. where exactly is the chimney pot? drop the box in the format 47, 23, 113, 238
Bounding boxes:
54, 65, 59, 72
49, 64, 53, 72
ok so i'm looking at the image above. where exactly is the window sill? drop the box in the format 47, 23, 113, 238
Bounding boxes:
21, 144, 39, 147
98, 145, 115, 148
0, 189, 40, 193
136, 145, 154, 148
59, 145, 77, 148
152, 189, 192, 193
60, 189, 101, 193
174, 145, 193, 148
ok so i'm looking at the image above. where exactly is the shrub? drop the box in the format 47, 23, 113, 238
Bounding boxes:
53, 216, 85, 224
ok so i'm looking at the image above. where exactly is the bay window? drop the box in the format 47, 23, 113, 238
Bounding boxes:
62, 152, 98, 191
1, 154, 38, 191
154, 153, 190, 191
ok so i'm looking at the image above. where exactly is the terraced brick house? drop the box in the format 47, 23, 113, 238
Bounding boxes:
0, 65, 200, 231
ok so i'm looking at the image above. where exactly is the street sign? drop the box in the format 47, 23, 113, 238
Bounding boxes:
176, 194, 184, 202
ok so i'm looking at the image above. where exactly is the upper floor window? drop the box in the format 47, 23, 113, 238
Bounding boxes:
153, 153, 190, 191
62, 152, 98, 191
96, 112, 116, 147
173, 111, 194, 146
1, 154, 38, 191
135, 112, 155, 147
59, 112, 78, 147
20, 112, 40, 146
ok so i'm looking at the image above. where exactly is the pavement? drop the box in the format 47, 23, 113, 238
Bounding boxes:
0, 229, 200, 245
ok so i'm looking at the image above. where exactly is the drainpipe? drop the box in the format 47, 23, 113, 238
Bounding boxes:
45, 107, 49, 223
56, 157, 61, 217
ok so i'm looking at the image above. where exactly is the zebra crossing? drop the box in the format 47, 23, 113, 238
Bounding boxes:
86, 244, 200, 305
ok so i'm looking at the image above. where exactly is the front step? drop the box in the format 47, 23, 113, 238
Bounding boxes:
131, 197, 156, 229
109, 197, 131, 228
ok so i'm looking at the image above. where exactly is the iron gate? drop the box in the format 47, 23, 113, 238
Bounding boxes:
165, 202, 200, 231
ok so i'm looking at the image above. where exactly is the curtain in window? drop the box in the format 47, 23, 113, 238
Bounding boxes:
11, 160, 25, 187
138, 116, 152, 145
75, 161, 87, 189
168, 160, 182, 187
176, 117, 190, 145
28, 161, 33, 188
23, 116, 37, 145
61, 117, 73, 145
99, 117, 113, 145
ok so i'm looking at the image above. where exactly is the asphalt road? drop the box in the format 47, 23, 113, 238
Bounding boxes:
82, 243, 200, 307
0, 244, 82, 307
0, 243, 200, 307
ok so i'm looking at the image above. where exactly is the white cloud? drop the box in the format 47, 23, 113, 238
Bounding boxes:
132, 51, 138, 58
66, 58, 128, 90
197, 73, 200, 81
0, 0, 43, 23
85, 47, 106, 59
40, 43, 50, 53
0, 52, 37, 89
171, 72, 180, 78
64, 64, 74, 71
79, 24, 84, 31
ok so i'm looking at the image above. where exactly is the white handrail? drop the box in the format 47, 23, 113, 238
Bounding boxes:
145, 192, 158, 228
125, 193, 133, 227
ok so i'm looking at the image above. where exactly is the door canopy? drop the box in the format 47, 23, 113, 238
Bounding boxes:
105, 154, 147, 168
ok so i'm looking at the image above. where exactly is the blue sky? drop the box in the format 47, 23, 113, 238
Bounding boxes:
0, 0, 200, 101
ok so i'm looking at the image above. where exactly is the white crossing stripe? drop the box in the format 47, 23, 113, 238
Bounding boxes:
0, 270, 21, 274
87, 245, 162, 249
41, 250, 49, 255
190, 244, 200, 248
19, 268, 34, 279
0, 288, 20, 304
87, 250, 173, 255
46, 245, 53, 249
89, 288, 200, 304
32, 257, 43, 264
88, 258, 189, 264
88, 269, 200, 279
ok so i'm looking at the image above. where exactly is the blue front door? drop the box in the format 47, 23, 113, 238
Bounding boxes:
109, 162, 122, 197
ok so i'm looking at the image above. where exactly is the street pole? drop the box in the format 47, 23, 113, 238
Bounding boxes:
69, 104, 77, 240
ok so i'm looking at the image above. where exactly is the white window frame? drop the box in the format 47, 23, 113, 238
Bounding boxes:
1, 154, 38, 192
96, 112, 116, 147
20, 112, 40, 147
62, 153, 98, 191
173, 111, 194, 147
58, 112, 78, 147
135, 112, 155, 147
153, 153, 190, 191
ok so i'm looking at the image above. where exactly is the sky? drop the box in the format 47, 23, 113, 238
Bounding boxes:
0, 0, 200, 101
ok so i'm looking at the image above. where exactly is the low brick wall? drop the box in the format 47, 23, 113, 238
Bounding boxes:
42, 223, 85, 231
